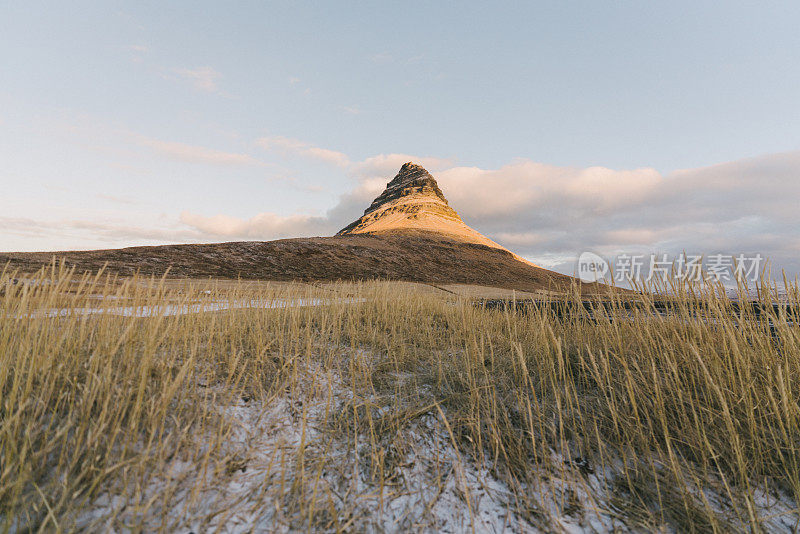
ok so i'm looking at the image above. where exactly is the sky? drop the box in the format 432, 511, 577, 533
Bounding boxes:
2, 1, 799, 280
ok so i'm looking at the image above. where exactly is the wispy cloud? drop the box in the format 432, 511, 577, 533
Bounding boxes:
138, 136, 265, 166
286, 76, 313, 97
179, 211, 332, 239
350, 153, 454, 177
256, 136, 350, 167
174, 66, 222, 93
0, 216, 202, 250
369, 52, 393, 64
126, 44, 149, 64
256, 134, 454, 177
96, 193, 137, 205
342, 105, 361, 115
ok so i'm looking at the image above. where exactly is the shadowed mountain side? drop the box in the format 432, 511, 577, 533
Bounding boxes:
0, 231, 601, 294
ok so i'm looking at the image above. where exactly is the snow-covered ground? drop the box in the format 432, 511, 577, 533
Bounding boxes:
66, 346, 798, 533
71, 355, 617, 533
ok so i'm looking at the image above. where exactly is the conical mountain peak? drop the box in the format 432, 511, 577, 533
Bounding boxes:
336, 163, 509, 252
356, 162, 450, 219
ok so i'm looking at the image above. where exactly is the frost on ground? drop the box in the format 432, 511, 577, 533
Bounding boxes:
17, 297, 363, 319
73, 362, 530, 532
72, 348, 798, 533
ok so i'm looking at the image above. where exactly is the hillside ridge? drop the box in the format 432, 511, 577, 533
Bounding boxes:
0, 163, 600, 292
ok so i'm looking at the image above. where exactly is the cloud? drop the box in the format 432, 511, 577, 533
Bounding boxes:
370, 52, 393, 64
349, 153, 455, 179
127, 44, 148, 63
96, 194, 136, 205
138, 136, 265, 166
256, 136, 350, 167
430, 152, 800, 275
342, 105, 361, 115
65, 220, 200, 242
179, 211, 333, 239
174, 66, 222, 93
303, 147, 348, 167
433, 161, 661, 220
0, 216, 202, 250
255, 133, 454, 176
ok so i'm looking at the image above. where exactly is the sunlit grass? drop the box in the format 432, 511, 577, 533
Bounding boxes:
1, 262, 799, 532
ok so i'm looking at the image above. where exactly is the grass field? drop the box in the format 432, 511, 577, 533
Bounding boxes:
2, 263, 799, 532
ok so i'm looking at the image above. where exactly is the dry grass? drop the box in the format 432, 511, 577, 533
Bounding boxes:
1, 262, 799, 532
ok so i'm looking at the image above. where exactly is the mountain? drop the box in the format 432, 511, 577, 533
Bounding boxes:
338, 162, 503, 248
0, 163, 601, 294
337, 162, 539, 266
